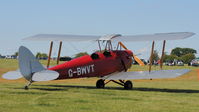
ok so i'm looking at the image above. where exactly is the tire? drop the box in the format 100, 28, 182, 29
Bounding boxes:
24, 86, 29, 90
96, 79, 105, 88
124, 80, 133, 90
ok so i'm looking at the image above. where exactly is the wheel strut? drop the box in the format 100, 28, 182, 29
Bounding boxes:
24, 80, 33, 90
109, 80, 133, 89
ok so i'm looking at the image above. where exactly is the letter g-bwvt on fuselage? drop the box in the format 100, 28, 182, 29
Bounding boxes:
68, 64, 95, 77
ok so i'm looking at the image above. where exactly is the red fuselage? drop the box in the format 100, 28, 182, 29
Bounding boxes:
48, 50, 133, 80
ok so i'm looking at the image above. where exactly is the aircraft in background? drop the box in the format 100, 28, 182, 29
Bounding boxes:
2, 32, 195, 90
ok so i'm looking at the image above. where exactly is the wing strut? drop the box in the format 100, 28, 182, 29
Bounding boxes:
47, 41, 53, 68
104, 40, 113, 50
57, 41, 62, 65
160, 40, 166, 69
97, 40, 102, 52
149, 41, 155, 72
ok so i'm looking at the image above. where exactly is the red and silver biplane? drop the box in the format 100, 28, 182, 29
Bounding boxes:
2, 32, 195, 90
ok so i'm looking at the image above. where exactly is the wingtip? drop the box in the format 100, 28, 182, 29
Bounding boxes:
190, 32, 196, 36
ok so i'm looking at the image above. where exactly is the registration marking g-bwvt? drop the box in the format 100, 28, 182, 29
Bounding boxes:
68, 64, 95, 77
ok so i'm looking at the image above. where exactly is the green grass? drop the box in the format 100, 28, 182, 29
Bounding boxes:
0, 59, 199, 112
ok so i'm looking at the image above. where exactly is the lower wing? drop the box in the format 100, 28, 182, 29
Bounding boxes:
102, 69, 190, 80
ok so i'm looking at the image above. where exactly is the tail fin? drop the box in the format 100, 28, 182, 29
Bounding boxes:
18, 46, 45, 81
2, 46, 59, 81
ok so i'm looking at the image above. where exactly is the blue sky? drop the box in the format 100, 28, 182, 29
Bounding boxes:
0, 0, 198, 59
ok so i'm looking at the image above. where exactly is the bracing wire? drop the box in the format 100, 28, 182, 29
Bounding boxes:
66, 41, 98, 55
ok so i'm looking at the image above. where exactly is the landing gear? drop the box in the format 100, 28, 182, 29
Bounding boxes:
96, 79, 105, 88
24, 80, 33, 90
24, 85, 29, 90
124, 80, 133, 90
96, 79, 133, 90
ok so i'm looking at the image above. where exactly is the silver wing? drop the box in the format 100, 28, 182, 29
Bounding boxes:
23, 32, 194, 42
23, 34, 100, 41
102, 69, 190, 80
113, 32, 195, 42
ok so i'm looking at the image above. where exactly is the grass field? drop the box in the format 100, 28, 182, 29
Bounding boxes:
0, 59, 199, 112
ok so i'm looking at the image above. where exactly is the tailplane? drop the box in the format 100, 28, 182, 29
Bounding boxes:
2, 46, 59, 82
2, 70, 22, 80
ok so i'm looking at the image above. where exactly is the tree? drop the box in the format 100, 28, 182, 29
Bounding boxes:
74, 52, 89, 58
181, 53, 195, 64
40, 53, 48, 58
163, 54, 178, 62
36, 52, 41, 58
14, 52, 18, 56
151, 50, 159, 61
171, 47, 196, 57
36, 52, 48, 59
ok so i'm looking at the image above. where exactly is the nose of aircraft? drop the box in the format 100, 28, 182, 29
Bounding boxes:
125, 50, 133, 56
125, 50, 145, 66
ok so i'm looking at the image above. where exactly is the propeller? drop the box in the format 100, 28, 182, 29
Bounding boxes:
119, 42, 145, 66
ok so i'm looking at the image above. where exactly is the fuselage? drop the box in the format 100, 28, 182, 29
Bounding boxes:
48, 50, 133, 80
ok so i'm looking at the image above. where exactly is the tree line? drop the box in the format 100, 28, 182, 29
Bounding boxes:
71, 47, 197, 64
152, 47, 197, 64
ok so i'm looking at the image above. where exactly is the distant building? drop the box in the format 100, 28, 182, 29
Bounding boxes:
60, 57, 72, 61
37, 57, 48, 60
5, 55, 18, 59
0, 55, 5, 59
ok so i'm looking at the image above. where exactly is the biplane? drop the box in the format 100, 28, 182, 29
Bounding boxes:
2, 32, 195, 90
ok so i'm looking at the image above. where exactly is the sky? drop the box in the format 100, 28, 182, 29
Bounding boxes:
0, 0, 198, 59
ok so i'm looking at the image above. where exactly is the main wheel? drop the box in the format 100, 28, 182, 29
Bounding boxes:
96, 79, 105, 88
24, 86, 29, 90
124, 80, 133, 90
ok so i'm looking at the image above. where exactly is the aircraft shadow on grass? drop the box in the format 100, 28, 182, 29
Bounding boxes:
29, 84, 199, 93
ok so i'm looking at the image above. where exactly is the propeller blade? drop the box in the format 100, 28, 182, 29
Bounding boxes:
32, 70, 59, 81
132, 54, 145, 66
119, 42, 145, 66
2, 70, 23, 80
119, 42, 128, 50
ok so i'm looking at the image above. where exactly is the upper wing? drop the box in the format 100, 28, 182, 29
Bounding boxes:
112, 32, 195, 42
23, 32, 194, 42
102, 69, 190, 80
23, 34, 100, 41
